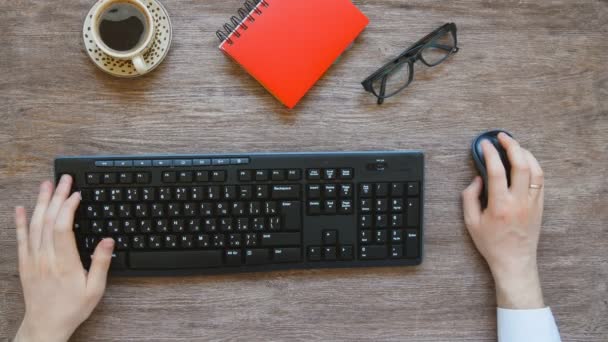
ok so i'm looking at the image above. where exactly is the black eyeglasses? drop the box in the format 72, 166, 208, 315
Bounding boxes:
362, 23, 459, 104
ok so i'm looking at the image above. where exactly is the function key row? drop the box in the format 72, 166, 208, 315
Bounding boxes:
360, 182, 419, 197
87, 172, 150, 185
306, 168, 353, 181
239, 169, 301, 182
95, 158, 250, 168
162, 170, 226, 183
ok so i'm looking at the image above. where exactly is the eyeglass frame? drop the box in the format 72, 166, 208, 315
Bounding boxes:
361, 23, 459, 104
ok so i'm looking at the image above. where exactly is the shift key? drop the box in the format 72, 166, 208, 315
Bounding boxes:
261, 233, 301, 247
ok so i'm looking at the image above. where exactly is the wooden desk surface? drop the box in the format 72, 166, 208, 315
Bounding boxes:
1, 0, 606, 340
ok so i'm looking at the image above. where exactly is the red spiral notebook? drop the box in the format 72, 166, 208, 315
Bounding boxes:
218, 0, 369, 108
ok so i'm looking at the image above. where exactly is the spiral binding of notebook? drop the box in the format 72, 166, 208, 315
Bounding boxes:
216, 0, 270, 44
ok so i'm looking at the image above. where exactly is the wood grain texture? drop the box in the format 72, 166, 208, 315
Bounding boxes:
1, 0, 607, 341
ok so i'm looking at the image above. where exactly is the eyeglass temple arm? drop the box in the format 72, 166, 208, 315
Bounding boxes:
377, 76, 388, 105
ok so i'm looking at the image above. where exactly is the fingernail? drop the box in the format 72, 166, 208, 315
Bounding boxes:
101, 238, 115, 248
77, 191, 82, 200
61, 174, 70, 182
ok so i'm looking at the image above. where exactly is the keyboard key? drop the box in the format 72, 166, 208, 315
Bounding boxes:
391, 199, 403, 212
360, 215, 372, 228
180, 235, 194, 248
164, 235, 178, 248
162, 171, 176, 183
307, 200, 321, 215
391, 229, 403, 242
271, 184, 300, 199
273, 248, 301, 263
407, 182, 420, 196
323, 184, 337, 198
287, 169, 301, 181
405, 230, 419, 258
132, 235, 146, 249
86, 173, 100, 184
339, 245, 354, 260
119, 172, 133, 184
230, 158, 249, 165
133, 160, 152, 167
375, 183, 389, 197
323, 247, 337, 260
280, 201, 301, 231
115, 160, 133, 167
407, 198, 419, 227
324, 200, 336, 214
260, 233, 301, 246
173, 159, 192, 166
308, 246, 321, 261
245, 249, 270, 265
238, 170, 252, 182
178, 171, 193, 182
225, 249, 242, 266
375, 214, 388, 228
323, 169, 336, 180
360, 230, 371, 244
391, 214, 403, 227
102, 173, 116, 184
375, 230, 387, 244
391, 183, 404, 197
360, 245, 388, 260
95, 160, 113, 167
323, 230, 337, 245
211, 170, 226, 182
390, 245, 403, 258
339, 184, 353, 198
338, 168, 353, 179
307, 184, 321, 198
338, 200, 353, 214
153, 160, 172, 167
360, 199, 372, 213
110, 252, 128, 270
375, 198, 388, 212
193, 159, 211, 166
195, 171, 209, 182
148, 235, 162, 249
271, 170, 285, 181
255, 185, 269, 199
93, 189, 108, 202
255, 170, 268, 181
306, 169, 321, 180
129, 251, 223, 269
135, 172, 150, 184
360, 184, 372, 197
211, 158, 229, 166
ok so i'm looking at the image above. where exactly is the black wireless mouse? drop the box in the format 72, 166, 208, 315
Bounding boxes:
471, 130, 512, 206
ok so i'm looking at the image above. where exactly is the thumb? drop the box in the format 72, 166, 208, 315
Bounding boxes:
462, 176, 483, 230
86, 238, 114, 303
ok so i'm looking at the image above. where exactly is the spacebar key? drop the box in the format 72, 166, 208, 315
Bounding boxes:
129, 251, 223, 269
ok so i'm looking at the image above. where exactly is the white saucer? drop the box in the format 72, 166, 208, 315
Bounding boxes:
83, 0, 173, 77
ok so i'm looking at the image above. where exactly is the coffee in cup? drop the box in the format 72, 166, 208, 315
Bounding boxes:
90, 0, 155, 75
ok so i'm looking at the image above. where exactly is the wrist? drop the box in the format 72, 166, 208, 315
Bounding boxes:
15, 317, 73, 342
491, 262, 545, 309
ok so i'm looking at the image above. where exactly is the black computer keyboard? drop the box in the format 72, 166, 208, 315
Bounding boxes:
55, 151, 424, 276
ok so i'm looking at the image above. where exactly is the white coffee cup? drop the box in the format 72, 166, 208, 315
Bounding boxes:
90, 0, 156, 75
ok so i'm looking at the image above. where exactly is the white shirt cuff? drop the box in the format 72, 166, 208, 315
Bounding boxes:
497, 307, 561, 342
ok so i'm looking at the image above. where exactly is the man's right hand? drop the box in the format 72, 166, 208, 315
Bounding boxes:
462, 133, 546, 309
